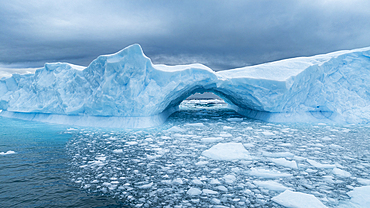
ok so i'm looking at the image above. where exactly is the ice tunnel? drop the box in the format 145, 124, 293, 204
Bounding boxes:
1, 44, 370, 128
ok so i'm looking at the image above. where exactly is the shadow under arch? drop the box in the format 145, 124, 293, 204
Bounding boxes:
160, 85, 271, 122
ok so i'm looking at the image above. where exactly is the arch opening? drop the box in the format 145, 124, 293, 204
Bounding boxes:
160, 86, 274, 124
180, 92, 228, 110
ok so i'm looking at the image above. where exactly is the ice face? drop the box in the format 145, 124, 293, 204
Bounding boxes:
1, 44, 370, 127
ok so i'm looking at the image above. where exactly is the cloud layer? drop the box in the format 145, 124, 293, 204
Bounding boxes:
1, 0, 370, 71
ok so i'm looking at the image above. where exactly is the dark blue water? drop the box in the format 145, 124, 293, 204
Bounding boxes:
0, 117, 128, 208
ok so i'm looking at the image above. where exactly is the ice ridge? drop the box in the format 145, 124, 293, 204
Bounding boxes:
1, 44, 370, 128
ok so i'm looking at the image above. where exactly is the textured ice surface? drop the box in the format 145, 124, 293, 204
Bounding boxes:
253, 180, 290, 191
65, 100, 370, 207
202, 142, 252, 160
272, 190, 327, 208
339, 186, 370, 208
1, 44, 370, 127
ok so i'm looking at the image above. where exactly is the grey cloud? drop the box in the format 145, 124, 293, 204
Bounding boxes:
1, 0, 370, 72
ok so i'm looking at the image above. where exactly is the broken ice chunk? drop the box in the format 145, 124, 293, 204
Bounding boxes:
272, 190, 327, 208
202, 142, 252, 161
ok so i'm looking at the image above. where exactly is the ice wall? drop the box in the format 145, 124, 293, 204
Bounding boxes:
0, 44, 369, 127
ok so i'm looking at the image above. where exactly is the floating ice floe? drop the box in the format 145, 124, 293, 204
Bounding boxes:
272, 190, 327, 208
0, 150, 16, 155
262, 151, 295, 158
332, 168, 351, 177
339, 186, 370, 208
248, 168, 292, 178
270, 158, 298, 169
201, 137, 224, 143
202, 142, 252, 160
306, 159, 336, 169
357, 178, 370, 185
253, 180, 290, 191
187, 187, 202, 196
112, 149, 123, 154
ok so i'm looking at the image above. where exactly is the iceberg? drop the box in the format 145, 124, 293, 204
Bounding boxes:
1, 44, 370, 128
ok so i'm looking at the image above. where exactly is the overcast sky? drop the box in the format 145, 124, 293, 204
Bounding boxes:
1, 0, 370, 73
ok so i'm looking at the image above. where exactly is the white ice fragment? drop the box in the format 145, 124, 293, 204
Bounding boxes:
166, 126, 185, 132
172, 178, 183, 185
339, 186, 370, 208
357, 178, 370, 185
223, 174, 236, 184
202, 189, 219, 195
248, 168, 292, 178
0, 150, 16, 155
202, 142, 251, 161
261, 131, 275, 136
272, 190, 327, 208
201, 137, 224, 143
321, 136, 332, 141
191, 179, 203, 185
270, 158, 298, 169
332, 168, 351, 177
113, 149, 123, 154
187, 187, 202, 196
329, 144, 343, 149
243, 143, 255, 148
262, 151, 294, 158
83, 184, 91, 189
210, 179, 221, 185
185, 123, 204, 127
227, 118, 243, 122
253, 180, 290, 191
145, 138, 154, 142
195, 161, 209, 166
138, 182, 153, 189
219, 132, 233, 137
67, 128, 77, 131
215, 186, 228, 192
231, 167, 240, 173
126, 141, 138, 145
223, 126, 233, 130
211, 198, 221, 204
307, 159, 336, 169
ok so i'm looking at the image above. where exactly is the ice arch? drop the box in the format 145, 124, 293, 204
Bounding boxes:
1, 44, 370, 128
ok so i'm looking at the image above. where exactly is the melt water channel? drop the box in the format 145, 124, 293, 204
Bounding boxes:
1, 99, 370, 207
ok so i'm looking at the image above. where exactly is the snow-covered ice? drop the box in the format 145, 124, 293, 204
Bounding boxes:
332, 168, 351, 177
339, 186, 370, 208
187, 187, 202, 196
270, 158, 298, 169
307, 159, 336, 169
253, 180, 290, 191
272, 190, 327, 208
2, 44, 370, 128
202, 142, 252, 160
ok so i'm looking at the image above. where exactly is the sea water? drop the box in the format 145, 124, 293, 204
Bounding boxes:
1, 100, 370, 207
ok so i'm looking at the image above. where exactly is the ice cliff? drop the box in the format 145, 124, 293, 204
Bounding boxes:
0, 44, 370, 127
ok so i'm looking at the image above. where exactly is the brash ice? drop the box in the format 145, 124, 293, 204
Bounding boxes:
0, 44, 370, 128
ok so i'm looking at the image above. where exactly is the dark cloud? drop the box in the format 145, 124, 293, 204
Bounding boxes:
1, 0, 370, 72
